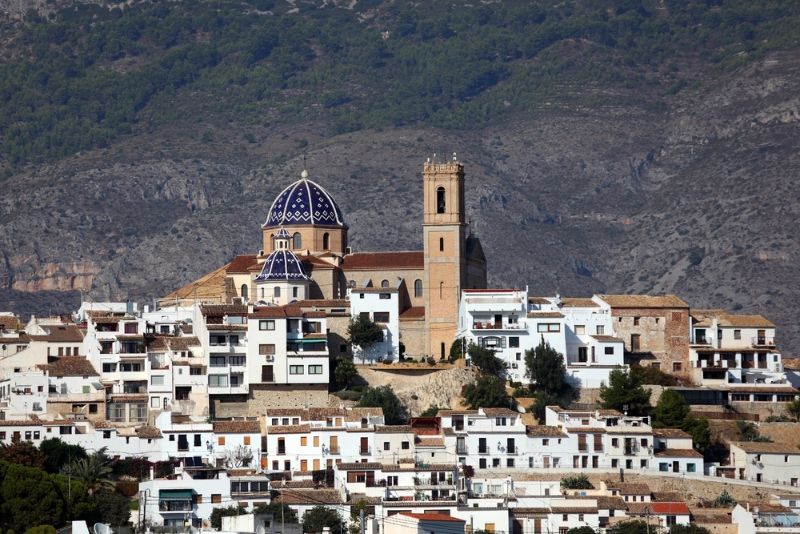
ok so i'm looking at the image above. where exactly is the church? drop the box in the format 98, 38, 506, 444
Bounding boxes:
164, 157, 487, 359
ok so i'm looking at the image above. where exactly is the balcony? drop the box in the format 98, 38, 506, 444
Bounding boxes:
159, 500, 192, 513
360, 446, 372, 455
328, 445, 340, 455
478, 447, 491, 455
472, 322, 524, 331
752, 337, 776, 347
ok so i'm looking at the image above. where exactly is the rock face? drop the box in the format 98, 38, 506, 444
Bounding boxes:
1, 9, 799, 352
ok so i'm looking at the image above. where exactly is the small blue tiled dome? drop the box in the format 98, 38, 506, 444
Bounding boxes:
264, 172, 345, 228
255, 250, 310, 281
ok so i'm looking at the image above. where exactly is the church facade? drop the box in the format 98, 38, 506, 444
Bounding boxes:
164, 158, 487, 359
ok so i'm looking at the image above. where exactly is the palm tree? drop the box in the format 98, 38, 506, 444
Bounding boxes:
63, 447, 115, 495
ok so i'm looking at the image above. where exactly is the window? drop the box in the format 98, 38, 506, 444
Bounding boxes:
672, 362, 682, 372
380, 279, 389, 288
401, 441, 410, 450
611, 438, 619, 447
194, 434, 202, 447
542, 439, 549, 446
322, 232, 330, 250
124, 322, 138, 334
274, 286, 281, 298
439, 237, 445, 252
102, 363, 116, 373
151, 375, 165, 386
210, 356, 226, 367
734, 329, 742, 340
292, 287, 299, 298
241, 284, 248, 299
536, 323, 560, 333
209, 375, 228, 387
260, 320, 275, 331
259, 344, 276, 355
630, 334, 641, 352
374, 312, 390, 323
604, 346, 614, 355
671, 311, 683, 322
301, 437, 307, 446
633, 317, 640, 326
229, 356, 246, 366
596, 325, 605, 335
308, 365, 323, 375
190, 367, 203, 375
289, 365, 304, 375
293, 232, 302, 249
379, 292, 391, 300
436, 186, 446, 213
575, 325, 585, 335
509, 336, 519, 348
687, 463, 696, 473
414, 279, 422, 297
150, 396, 160, 408
211, 494, 222, 503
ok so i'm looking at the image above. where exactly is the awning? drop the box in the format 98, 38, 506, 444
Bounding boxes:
159, 489, 193, 500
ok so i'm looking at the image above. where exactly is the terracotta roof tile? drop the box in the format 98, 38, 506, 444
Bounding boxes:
399, 513, 465, 523
29, 324, 84, 343
375, 425, 412, 433
341, 251, 424, 271
561, 298, 600, 308
39, 357, 98, 377
227, 254, 259, 274
267, 424, 311, 434
599, 294, 689, 309
135, 426, 163, 439
526, 425, 567, 437
596, 496, 628, 510
730, 441, 800, 454
653, 428, 691, 438
648, 502, 690, 515
605, 482, 651, 495
654, 448, 702, 458
201, 304, 248, 317
213, 420, 261, 433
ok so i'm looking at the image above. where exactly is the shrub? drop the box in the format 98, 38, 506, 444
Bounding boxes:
561, 474, 593, 490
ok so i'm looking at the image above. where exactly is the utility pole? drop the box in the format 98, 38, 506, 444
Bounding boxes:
281, 502, 285, 534
360, 509, 365, 534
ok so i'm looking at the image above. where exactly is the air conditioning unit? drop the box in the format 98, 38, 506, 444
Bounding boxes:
265, 355, 274, 362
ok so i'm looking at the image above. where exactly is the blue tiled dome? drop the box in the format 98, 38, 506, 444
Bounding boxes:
264, 173, 345, 228
255, 250, 310, 281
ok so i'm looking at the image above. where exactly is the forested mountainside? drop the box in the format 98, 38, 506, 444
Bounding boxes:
0, 0, 799, 348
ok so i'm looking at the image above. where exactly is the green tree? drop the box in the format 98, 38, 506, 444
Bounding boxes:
567, 527, 596, 534
608, 521, 649, 534
598, 369, 651, 415
348, 316, 384, 353
254, 502, 298, 524
468, 344, 505, 375
334, 358, 358, 390
302, 506, 343, 533
357, 386, 407, 424
785, 399, 800, 422
23, 527, 56, 534
93, 490, 131, 527
63, 448, 114, 495
0, 442, 46, 469
210, 505, 244, 530
524, 338, 567, 395
531, 392, 564, 423
681, 415, 711, 454
631, 365, 678, 386
736, 420, 770, 442
38, 439, 86, 474
561, 474, 593, 490
420, 405, 442, 417
449, 339, 466, 362
713, 489, 736, 507
462, 375, 511, 409
653, 389, 690, 428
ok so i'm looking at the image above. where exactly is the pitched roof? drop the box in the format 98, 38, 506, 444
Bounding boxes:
135, 426, 162, 439
561, 298, 600, 308
375, 425, 412, 433
0, 315, 20, 331
691, 309, 775, 328
653, 428, 691, 438
341, 251, 424, 271
599, 294, 689, 309
526, 425, 567, 437
648, 502, 691, 515
276, 489, 342, 504
227, 254, 259, 273
730, 441, 800, 454
213, 420, 261, 433
201, 304, 248, 317
527, 311, 564, 319
596, 496, 629, 510
482, 407, 518, 416
605, 482, 651, 495
162, 261, 234, 303
29, 324, 84, 343
654, 448, 703, 458
39, 357, 98, 377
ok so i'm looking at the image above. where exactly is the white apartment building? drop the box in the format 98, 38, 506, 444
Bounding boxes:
724, 442, 800, 486
348, 286, 400, 363
458, 290, 624, 387
195, 305, 249, 398
247, 305, 329, 386
439, 407, 528, 470
690, 309, 784, 387
732, 502, 800, 534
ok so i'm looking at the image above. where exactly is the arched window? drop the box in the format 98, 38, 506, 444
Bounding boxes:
381, 279, 389, 288
414, 279, 423, 298
274, 286, 281, 298
440, 342, 445, 360
293, 232, 302, 249
322, 232, 330, 250
436, 186, 446, 214
439, 281, 444, 299
439, 237, 444, 252
241, 284, 249, 300
270, 234, 275, 249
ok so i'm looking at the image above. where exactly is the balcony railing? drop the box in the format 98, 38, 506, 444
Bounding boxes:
159, 501, 192, 512
752, 337, 775, 347
360, 446, 372, 455
478, 447, 490, 455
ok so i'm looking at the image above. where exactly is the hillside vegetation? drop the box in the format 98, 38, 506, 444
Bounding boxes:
1, 0, 799, 165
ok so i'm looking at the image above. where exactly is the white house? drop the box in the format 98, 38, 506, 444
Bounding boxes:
348, 286, 400, 363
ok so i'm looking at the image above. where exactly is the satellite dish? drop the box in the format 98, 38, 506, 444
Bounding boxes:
93, 524, 111, 534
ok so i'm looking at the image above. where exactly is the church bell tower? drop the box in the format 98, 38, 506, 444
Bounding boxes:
422, 156, 467, 360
